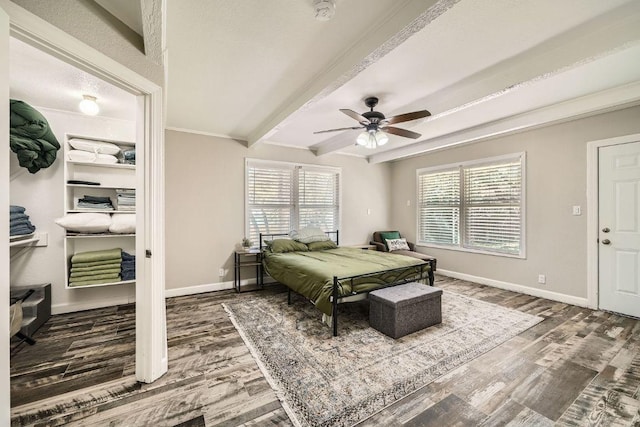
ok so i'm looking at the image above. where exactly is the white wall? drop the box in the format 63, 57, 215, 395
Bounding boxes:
389, 105, 640, 304
164, 130, 392, 292
9, 106, 136, 313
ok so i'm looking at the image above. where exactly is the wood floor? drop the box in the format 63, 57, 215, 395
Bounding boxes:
10, 275, 640, 426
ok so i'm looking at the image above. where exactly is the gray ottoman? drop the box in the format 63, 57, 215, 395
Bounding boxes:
369, 283, 443, 339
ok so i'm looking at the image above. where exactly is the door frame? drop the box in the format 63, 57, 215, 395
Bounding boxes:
586, 132, 640, 310
0, 0, 167, 414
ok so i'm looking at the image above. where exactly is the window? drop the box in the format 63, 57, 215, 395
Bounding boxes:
417, 153, 525, 257
246, 159, 341, 244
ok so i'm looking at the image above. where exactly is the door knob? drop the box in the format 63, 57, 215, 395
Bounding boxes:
602, 227, 610, 233
602, 239, 611, 245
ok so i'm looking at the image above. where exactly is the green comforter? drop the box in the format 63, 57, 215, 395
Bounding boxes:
10, 99, 61, 173
263, 247, 428, 315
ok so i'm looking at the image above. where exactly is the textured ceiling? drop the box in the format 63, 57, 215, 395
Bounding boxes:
9, 38, 137, 120
165, 0, 640, 162
9, 0, 640, 163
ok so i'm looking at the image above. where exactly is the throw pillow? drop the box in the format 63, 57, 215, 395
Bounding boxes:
307, 240, 338, 251
109, 214, 136, 234
290, 227, 330, 243
54, 213, 111, 233
379, 231, 401, 250
386, 237, 411, 252
270, 239, 309, 253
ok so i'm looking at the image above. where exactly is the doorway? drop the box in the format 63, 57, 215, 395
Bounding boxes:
1, 3, 167, 424
587, 133, 640, 318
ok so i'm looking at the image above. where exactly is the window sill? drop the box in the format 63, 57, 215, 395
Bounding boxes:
416, 243, 526, 259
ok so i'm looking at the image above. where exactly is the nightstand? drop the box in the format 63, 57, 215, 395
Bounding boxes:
234, 249, 263, 293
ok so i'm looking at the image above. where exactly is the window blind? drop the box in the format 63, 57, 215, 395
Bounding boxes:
417, 154, 524, 257
246, 160, 340, 245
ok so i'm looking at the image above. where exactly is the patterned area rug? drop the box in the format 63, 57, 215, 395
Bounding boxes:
224, 289, 543, 427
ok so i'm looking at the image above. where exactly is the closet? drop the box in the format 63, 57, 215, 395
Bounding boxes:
9, 36, 140, 317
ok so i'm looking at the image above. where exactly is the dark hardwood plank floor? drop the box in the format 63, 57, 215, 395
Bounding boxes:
10, 275, 640, 426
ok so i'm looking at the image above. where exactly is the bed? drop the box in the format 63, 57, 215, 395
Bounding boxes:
260, 231, 432, 336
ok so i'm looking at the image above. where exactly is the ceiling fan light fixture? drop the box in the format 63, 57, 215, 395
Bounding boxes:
357, 129, 385, 149
375, 131, 389, 146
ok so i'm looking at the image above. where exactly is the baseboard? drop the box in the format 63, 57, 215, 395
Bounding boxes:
164, 280, 234, 298
437, 269, 593, 308
52, 296, 135, 315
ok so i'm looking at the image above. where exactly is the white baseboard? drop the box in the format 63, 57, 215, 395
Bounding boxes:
164, 280, 234, 298
52, 296, 135, 315
437, 269, 594, 309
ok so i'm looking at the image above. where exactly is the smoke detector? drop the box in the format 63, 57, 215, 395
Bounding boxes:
313, 0, 336, 21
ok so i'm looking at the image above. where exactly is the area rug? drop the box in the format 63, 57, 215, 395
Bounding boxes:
223, 290, 542, 427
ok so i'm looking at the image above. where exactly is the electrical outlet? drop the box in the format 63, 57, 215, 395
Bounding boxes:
538, 274, 546, 284
572, 205, 581, 216
219, 268, 225, 277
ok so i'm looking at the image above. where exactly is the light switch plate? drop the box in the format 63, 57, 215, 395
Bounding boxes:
572, 205, 581, 215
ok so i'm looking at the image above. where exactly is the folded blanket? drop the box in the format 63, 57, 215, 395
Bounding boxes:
10, 224, 35, 236
10, 205, 26, 214
69, 272, 120, 283
10, 100, 60, 174
71, 248, 122, 264
71, 259, 122, 269
10, 218, 33, 227
68, 277, 122, 287
122, 252, 136, 261
10, 212, 28, 221
122, 271, 135, 281
70, 268, 121, 279
71, 262, 122, 273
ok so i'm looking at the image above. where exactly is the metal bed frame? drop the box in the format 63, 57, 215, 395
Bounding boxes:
259, 231, 432, 336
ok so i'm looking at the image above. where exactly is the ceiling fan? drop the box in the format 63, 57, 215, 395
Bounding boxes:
314, 97, 431, 149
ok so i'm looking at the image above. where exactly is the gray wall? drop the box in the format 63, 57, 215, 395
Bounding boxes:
164, 130, 392, 290
389, 105, 640, 299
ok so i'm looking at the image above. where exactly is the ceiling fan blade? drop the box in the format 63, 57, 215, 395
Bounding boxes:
384, 110, 431, 125
340, 109, 370, 124
381, 126, 421, 139
313, 126, 363, 135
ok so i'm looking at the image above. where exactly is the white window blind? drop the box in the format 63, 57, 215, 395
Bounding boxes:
246, 160, 340, 244
417, 153, 524, 257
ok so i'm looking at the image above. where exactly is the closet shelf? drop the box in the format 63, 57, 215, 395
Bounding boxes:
66, 233, 135, 239
67, 184, 135, 190
67, 210, 135, 214
10, 232, 48, 248
67, 160, 135, 170
66, 279, 135, 289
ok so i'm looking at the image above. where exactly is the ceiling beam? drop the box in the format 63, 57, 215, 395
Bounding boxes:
246, 0, 458, 148
314, 2, 640, 157
368, 82, 640, 164
140, 0, 163, 65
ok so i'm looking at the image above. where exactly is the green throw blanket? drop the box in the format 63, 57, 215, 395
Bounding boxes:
10, 99, 61, 173
71, 248, 122, 264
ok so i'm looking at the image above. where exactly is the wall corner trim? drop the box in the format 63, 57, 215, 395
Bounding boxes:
437, 269, 594, 309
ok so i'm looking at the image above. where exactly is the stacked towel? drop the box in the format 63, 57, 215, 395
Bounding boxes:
76, 195, 114, 211
122, 149, 135, 165
69, 248, 122, 287
116, 189, 135, 211
10, 205, 36, 236
121, 251, 136, 281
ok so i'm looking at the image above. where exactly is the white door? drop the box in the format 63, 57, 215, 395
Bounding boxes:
1, 4, 11, 425
599, 140, 640, 317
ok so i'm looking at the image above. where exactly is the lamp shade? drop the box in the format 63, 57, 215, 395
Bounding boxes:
79, 95, 99, 116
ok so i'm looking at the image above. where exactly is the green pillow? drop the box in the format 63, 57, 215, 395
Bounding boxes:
270, 239, 309, 253
307, 240, 338, 251
379, 231, 401, 250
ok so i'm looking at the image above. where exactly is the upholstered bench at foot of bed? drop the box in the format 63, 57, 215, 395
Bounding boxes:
369, 282, 443, 339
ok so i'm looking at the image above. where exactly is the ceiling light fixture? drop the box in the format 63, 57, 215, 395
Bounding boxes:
79, 95, 99, 116
356, 129, 389, 149
313, 0, 336, 21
